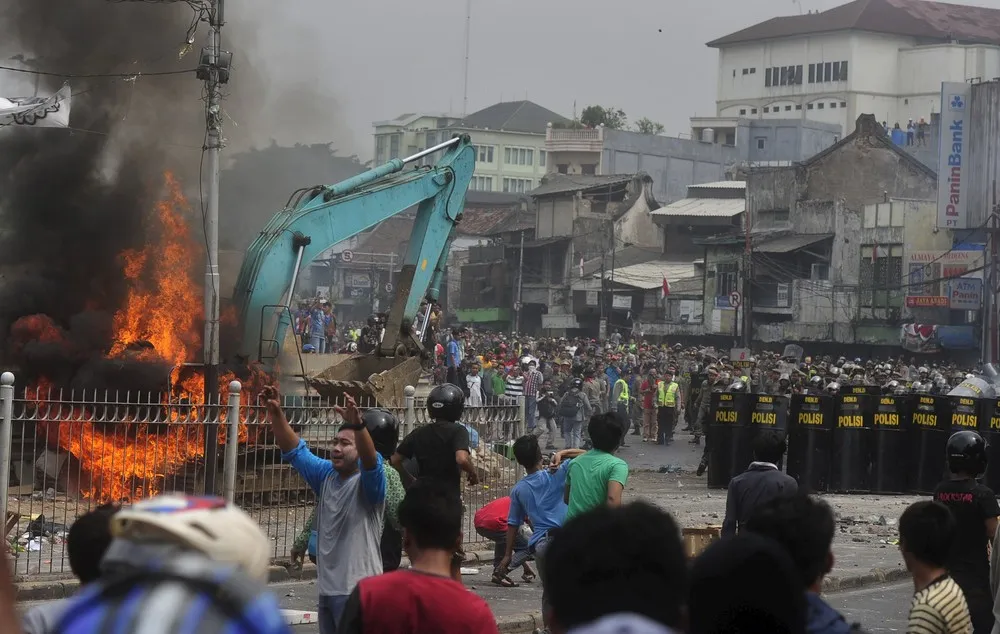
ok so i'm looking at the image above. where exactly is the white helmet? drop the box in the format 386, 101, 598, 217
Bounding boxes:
111, 494, 271, 582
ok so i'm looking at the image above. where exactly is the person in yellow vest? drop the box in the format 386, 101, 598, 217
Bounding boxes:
612, 369, 632, 448
656, 368, 681, 445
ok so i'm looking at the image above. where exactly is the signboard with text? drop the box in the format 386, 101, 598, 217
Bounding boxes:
347, 273, 372, 288
612, 294, 632, 310
938, 81, 971, 229
906, 250, 983, 308
948, 278, 982, 310
905, 295, 949, 308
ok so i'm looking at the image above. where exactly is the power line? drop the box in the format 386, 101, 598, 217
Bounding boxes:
0, 64, 195, 79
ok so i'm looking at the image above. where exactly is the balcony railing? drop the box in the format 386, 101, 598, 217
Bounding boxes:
752, 282, 793, 309
546, 127, 604, 152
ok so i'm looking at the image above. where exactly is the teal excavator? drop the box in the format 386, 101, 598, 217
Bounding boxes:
232, 135, 475, 405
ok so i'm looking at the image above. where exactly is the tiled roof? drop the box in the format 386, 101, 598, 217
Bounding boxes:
457, 209, 534, 237
708, 0, 1000, 47
529, 174, 634, 198
451, 100, 570, 135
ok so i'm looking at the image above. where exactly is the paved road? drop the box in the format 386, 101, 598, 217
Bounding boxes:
268, 578, 915, 634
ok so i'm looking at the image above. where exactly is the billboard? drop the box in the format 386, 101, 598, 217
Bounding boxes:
906, 250, 983, 309
938, 82, 972, 229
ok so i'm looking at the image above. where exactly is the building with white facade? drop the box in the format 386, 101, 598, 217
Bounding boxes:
693, 0, 1000, 146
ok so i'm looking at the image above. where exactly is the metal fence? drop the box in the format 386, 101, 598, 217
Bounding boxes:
0, 373, 525, 580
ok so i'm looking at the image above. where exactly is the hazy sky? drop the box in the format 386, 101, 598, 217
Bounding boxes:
230, 0, 857, 159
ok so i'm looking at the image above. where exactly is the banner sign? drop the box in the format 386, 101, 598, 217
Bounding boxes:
938, 82, 971, 229
0, 84, 71, 129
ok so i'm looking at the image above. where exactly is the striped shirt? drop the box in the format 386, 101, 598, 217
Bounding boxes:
505, 376, 525, 399
908, 575, 973, 634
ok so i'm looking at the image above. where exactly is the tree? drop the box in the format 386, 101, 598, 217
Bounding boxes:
580, 105, 627, 130
633, 117, 665, 135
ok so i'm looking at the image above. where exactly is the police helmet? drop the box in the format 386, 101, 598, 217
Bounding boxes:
571, 378, 584, 390
882, 380, 899, 394
825, 382, 841, 395
427, 383, 465, 422
362, 408, 400, 458
809, 375, 824, 387
729, 380, 748, 393
946, 430, 989, 477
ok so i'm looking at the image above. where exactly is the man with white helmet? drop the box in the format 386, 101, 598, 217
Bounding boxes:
52, 493, 288, 634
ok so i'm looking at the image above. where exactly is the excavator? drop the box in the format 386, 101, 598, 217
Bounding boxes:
232, 135, 475, 407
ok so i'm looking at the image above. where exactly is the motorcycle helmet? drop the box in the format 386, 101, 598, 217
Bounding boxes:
427, 383, 465, 422
946, 430, 988, 477
362, 408, 400, 458
571, 378, 584, 390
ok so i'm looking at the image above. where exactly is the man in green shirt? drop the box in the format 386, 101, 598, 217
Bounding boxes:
564, 412, 629, 521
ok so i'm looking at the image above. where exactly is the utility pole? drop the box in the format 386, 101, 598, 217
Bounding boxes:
461, 0, 471, 116
201, 0, 227, 496
514, 230, 524, 334
741, 206, 753, 348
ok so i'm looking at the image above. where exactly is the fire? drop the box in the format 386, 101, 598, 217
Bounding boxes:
27, 172, 270, 502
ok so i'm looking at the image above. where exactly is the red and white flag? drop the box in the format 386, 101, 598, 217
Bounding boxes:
661, 275, 671, 299
579, 256, 584, 278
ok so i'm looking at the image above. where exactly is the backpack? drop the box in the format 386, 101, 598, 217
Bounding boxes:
55, 555, 291, 634
558, 392, 584, 419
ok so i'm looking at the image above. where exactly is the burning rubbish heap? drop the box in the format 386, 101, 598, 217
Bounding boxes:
5, 174, 272, 503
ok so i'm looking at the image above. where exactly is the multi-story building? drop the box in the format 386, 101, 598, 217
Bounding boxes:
371, 112, 463, 165
544, 120, 840, 204
449, 100, 569, 194
372, 101, 569, 196
693, 0, 1000, 147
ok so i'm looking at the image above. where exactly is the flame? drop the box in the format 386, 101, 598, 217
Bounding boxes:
29, 173, 271, 502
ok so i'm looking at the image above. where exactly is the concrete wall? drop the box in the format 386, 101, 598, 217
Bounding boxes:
601, 129, 741, 203
737, 119, 842, 163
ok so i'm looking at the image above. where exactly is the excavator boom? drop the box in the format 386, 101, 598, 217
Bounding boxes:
232, 135, 475, 403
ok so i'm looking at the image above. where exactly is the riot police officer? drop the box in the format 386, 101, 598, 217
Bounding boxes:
932, 431, 999, 634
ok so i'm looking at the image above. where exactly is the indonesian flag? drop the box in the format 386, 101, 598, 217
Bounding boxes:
579, 255, 584, 278
661, 275, 671, 299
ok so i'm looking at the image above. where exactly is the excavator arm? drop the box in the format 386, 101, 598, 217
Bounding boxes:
233, 135, 474, 370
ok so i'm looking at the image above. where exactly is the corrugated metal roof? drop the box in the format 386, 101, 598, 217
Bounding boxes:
687, 181, 746, 190
756, 233, 833, 254
604, 261, 697, 290
652, 197, 745, 218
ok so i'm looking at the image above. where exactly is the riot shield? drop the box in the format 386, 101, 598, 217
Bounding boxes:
737, 394, 789, 471
871, 394, 910, 493
985, 399, 1000, 492
787, 394, 835, 493
707, 391, 750, 489
830, 393, 873, 492
910, 394, 950, 494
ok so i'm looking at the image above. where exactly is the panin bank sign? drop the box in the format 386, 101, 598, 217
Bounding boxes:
938, 82, 971, 229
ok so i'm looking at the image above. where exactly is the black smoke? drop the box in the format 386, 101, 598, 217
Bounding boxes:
0, 1, 205, 387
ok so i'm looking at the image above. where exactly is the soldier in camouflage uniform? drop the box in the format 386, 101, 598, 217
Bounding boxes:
692, 366, 721, 471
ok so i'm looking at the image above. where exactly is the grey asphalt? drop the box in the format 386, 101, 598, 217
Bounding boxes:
267, 578, 915, 634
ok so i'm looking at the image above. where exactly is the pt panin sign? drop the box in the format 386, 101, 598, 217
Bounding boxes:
938, 82, 971, 229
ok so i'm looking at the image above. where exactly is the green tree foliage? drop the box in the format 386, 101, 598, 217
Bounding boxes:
633, 117, 665, 135
580, 105, 627, 130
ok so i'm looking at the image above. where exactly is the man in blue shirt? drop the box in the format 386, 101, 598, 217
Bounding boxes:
263, 386, 386, 634
500, 435, 584, 631
309, 303, 328, 353
446, 327, 462, 385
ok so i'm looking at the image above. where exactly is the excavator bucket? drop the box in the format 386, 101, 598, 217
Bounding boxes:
307, 355, 422, 408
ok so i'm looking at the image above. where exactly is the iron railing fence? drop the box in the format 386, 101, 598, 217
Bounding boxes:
0, 374, 525, 580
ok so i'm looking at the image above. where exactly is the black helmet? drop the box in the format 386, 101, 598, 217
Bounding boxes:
571, 378, 583, 390
729, 380, 748, 393
809, 375, 824, 387
362, 408, 399, 458
947, 431, 988, 476
427, 383, 465, 422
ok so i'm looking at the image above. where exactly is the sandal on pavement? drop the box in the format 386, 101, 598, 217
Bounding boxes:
521, 571, 537, 583
492, 573, 519, 588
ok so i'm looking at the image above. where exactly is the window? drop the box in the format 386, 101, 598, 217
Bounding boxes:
763, 107, 770, 113
811, 263, 830, 281
860, 244, 904, 307
539, 150, 546, 167
742, 68, 749, 75
863, 202, 905, 228
426, 132, 437, 148
505, 147, 533, 166
832, 61, 841, 81
841, 101, 847, 108
477, 145, 494, 163
756, 138, 766, 150
581, 164, 597, 175
739, 108, 747, 115
785, 105, 792, 111
557, 164, 569, 174
471, 176, 493, 191
375, 135, 387, 162
817, 102, 825, 109
780, 67, 788, 86
807, 103, 814, 110
840, 61, 848, 81
758, 209, 789, 225
830, 102, 837, 109
795, 104, 802, 110
824, 62, 832, 82
504, 147, 511, 163
436, 118, 450, 128
750, 67, 756, 74
765, 68, 772, 87
502, 177, 532, 193
808, 63, 815, 83
717, 263, 739, 296
389, 134, 400, 159
795, 65, 803, 84
751, 108, 757, 114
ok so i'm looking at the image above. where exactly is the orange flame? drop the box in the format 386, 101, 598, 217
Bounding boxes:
31, 172, 269, 502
